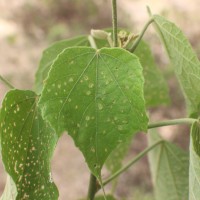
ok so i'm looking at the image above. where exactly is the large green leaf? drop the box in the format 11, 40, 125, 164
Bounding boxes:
35, 36, 89, 94
189, 121, 200, 199
0, 90, 58, 200
148, 131, 189, 200
153, 15, 200, 115
134, 40, 169, 107
39, 47, 148, 178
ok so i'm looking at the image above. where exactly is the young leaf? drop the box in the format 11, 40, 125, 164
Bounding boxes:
148, 131, 189, 200
153, 15, 200, 115
0, 90, 58, 200
35, 36, 89, 94
0, 175, 17, 200
189, 121, 200, 200
134, 40, 169, 107
39, 47, 148, 179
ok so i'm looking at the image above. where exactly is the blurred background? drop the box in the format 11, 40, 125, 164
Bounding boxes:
0, 0, 200, 199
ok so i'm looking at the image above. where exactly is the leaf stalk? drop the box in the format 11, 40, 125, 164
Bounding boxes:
0, 75, 14, 89
112, 0, 118, 47
148, 118, 196, 129
102, 140, 163, 186
130, 18, 154, 52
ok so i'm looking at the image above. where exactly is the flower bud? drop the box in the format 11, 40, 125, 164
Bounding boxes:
91, 29, 110, 40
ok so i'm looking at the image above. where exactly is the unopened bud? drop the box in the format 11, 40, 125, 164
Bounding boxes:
91, 29, 110, 40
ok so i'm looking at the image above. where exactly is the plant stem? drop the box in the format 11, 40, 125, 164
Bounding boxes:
130, 18, 154, 52
87, 173, 98, 200
103, 140, 163, 186
0, 75, 14, 89
112, 0, 118, 47
88, 35, 97, 49
148, 118, 196, 129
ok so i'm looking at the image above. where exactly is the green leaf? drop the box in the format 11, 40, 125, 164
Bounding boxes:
0, 175, 17, 200
39, 47, 148, 178
148, 131, 189, 200
35, 36, 89, 94
153, 15, 200, 115
189, 121, 200, 199
105, 137, 132, 191
106, 138, 132, 174
134, 40, 169, 107
0, 90, 58, 200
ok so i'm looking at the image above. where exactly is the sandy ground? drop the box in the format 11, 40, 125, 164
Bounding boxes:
0, 0, 200, 199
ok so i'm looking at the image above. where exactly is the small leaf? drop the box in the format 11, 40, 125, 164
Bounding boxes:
39, 47, 148, 178
0, 90, 58, 200
35, 36, 89, 94
134, 40, 169, 107
153, 15, 200, 115
148, 131, 189, 200
189, 121, 200, 199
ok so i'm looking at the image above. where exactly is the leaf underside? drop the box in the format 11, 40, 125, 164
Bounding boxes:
134, 40, 169, 107
39, 47, 148, 178
105, 137, 132, 174
153, 15, 200, 115
189, 122, 200, 200
0, 90, 58, 200
148, 131, 189, 200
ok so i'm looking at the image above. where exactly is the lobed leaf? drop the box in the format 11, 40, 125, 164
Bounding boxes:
39, 46, 148, 178
189, 121, 200, 200
153, 15, 200, 115
35, 36, 89, 94
0, 90, 58, 200
134, 40, 169, 107
148, 131, 189, 200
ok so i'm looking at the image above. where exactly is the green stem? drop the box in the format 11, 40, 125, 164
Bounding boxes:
112, 0, 118, 47
130, 18, 154, 52
103, 140, 163, 186
92, 117, 196, 193
88, 35, 97, 49
148, 118, 196, 129
87, 173, 98, 200
0, 75, 14, 89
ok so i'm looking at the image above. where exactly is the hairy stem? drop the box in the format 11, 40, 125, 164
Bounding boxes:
102, 140, 163, 186
130, 18, 154, 52
87, 173, 98, 200
112, 0, 118, 47
148, 118, 196, 129
0, 75, 14, 89
88, 35, 97, 49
